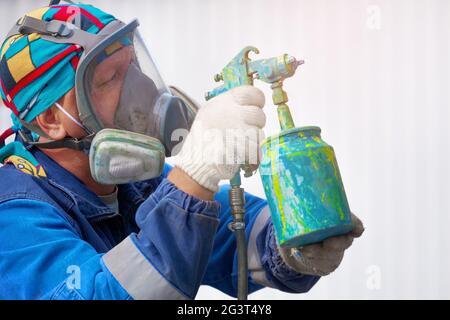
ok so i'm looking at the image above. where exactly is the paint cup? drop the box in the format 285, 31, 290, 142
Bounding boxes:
259, 126, 353, 247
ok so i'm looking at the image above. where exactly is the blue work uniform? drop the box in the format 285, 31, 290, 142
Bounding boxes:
0, 145, 319, 299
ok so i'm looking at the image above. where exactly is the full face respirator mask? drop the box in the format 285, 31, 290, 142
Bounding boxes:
9, 15, 197, 185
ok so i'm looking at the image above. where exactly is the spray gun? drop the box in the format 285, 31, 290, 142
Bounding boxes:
205, 46, 301, 300
206, 46, 353, 300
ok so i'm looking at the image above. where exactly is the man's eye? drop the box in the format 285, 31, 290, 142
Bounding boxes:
99, 73, 118, 86
110, 73, 118, 81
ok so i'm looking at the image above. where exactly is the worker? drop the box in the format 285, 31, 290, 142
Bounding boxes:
0, 2, 364, 299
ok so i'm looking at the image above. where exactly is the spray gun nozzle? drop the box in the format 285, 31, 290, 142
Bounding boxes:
286, 55, 304, 68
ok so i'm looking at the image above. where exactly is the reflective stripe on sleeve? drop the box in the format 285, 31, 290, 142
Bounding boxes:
102, 236, 188, 300
247, 205, 273, 288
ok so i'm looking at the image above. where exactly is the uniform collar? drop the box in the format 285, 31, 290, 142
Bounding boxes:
30, 147, 136, 221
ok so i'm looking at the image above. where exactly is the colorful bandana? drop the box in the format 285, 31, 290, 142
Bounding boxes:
0, 4, 116, 126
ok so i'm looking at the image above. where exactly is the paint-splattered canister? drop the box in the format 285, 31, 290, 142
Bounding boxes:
260, 126, 353, 248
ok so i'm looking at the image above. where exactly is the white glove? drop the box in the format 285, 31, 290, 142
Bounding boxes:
174, 85, 266, 192
278, 213, 365, 276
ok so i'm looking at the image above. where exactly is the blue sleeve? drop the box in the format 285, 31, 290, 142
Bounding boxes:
0, 199, 130, 300
130, 179, 220, 299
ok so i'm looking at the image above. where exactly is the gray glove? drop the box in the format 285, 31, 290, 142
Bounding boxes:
278, 213, 365, 276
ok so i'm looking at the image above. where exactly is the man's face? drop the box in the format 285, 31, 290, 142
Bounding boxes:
90, 45, 134, 128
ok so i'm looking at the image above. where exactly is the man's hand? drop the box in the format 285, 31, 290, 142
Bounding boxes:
174, 85, 266, 193
278, 213, 365, 276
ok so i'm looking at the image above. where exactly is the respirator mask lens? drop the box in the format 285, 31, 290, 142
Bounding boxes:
75, 20, 195, 184
79, 24, 193, 152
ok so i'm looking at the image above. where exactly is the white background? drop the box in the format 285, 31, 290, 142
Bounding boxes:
1, 0, 449, 299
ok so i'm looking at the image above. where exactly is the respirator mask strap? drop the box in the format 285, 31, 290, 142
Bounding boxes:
18, 127, 95, 153
17, 101, 95, 153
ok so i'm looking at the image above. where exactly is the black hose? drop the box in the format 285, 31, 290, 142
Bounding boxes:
235, 225, 248, 300
229, 183, 248, 300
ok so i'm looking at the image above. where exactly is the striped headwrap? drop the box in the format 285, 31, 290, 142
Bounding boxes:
0, 4, 116, 140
